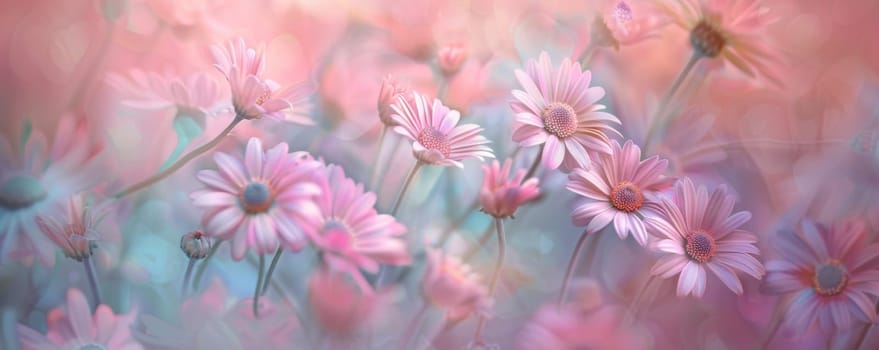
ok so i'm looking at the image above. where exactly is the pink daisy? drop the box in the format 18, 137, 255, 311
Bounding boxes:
567, 140, 674, 246
654, 0, 784, 85
34, 194, 106, 262
510, 52, 621, 172
301, 162, 410, 291
377, 75, 411, 127
390, 92, 494, 168
210, 37, 313, 123
106, 70, 226, 119
646, 177, 764, 297
763, 219, 879, 331
0, 117, 104, 266
422, 249, 490, 321
308, 265, 383, 338
589, 0, 668, 50
479, 159, 541, 219
190, 137, 321, 260
17, 288, 142, 350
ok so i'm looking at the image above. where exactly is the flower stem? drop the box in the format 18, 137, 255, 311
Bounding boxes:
261, 247, 284, 296
396, 302, 430, 350
472, 218, 507, 345
523, 145, 544, 182
83, 256, 103, 308
114, 116, 243, 199
462, 221, 495, 262
578, 42, 599, 68
435, 200, 480, 249
180, 258, 196, 298
390, 161, 424, 216
368, 126, 390, 192
643, 51, 702, 153
253, 254, 265, 318
192, 240, 223, 291
557, 229, 593, 308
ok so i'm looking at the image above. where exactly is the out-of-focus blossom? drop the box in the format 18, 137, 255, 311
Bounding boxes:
647, 177, 764, 297
763, 219, 879, 331
301, 162, 409, 291
17, 288, 142, 350
106, 70, 226, 119
479, 159, 541, 219
222, 297, 299, 349
510, 52, 621, 172
210, 38, 313, 123
377, 75, 412, 127
0, 117, 104, 266
180, 229, 212, 259
567, 140, 673, 246
190, 138, 322, 260
308, 265, 382, 337
655, 0, 784, 85
422, 249, 490, 321
391, 92, 494, 167
590, 0, 668, 50
437, 43, 467, 76
34, 194, 105, 262
143, 0, 227, 40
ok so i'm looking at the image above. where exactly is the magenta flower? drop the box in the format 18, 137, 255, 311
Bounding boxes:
567, 140, 674, 246
479, 159, 541, 219
301, 162, 410, 291
422, 249, 490, 321
763, 219, 879, 331
190, 137, 322, 260
510, 52, 621, 171
390, 91, 494, 167
647, 177, 764, 297
17, 288, 142, 350
211, 37, 313, 123
34, 194, 105, 262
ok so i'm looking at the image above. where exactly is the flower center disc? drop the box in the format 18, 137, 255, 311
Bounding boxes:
690, 20, 726, 58
542, 102, 578, 138
812, 260, 848, 297
417, 127, 451, 157
684, 231, 716, 263
609, 182, 644, 212
0, 175, 47, 210
240, 181, 273, 214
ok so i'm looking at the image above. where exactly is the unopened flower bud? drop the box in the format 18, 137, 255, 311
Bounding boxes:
180, 230, 212, 259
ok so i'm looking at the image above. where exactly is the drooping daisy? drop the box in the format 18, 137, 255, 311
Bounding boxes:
422, 249, 490, 321
377, 75, 411, 127
480, 159, 541, 219
34, 194, 106, 262
654, 0, 783, 85
0, 117, 103, 266
510, 52, 621, 172
390, 92, 494, 168
567, 140, 674, 246
763, 219, 879, 331
647, 177, 764, 297
301, 162, 410, 291
210, 37, 313, 123
17, 288, 142, 350
190, 137, 322, 260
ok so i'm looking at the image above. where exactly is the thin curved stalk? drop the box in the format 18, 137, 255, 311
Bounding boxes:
253, 254, 265, 318
390, 161, 424, 216
471, 218, 507, 345
261, 247, 284, 295
180, 258, 196, 298
192, 240, 223, 291
396, 302, 430, 350
557, 230, 593, 307
368, 126, 390, 191
523, 145, 544, 181
643, 51, 702, 153
83, 256, 103, 309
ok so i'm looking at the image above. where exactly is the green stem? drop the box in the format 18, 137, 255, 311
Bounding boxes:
368, 126, 389, 192
523, 144, 544, 181
390, 161, 424, 216
261, 247, 284, 296
643, 51, 702, 153
471, 218, 506, 345
557, 230, 593, 308
180, 258, 196, 298
192, 241, 223, 291
83, 256, 103, 309
253, 254, 265, 318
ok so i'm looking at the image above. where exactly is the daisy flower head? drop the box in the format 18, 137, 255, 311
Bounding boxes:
479, 159, 541, 219
390, 91, 494, 167
301, 162, 410, 292
17, 288, 142, 350
190, 137, 322, 260
510, 52, 621, 172
655, 0, 783, 85
646, 177, 764, 297
376, 75, 411, 127
591, 0, 668, 50
106, 70, 226, 119
422, 249, 490, 321
34, 194, 107, 262
308, 265, 383, 337
763, 219, 879, 331
0, 117, 103, 266
566, 140, 673, 246
211, 37, 313, 123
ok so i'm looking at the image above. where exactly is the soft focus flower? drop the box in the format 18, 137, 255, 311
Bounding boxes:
590, 0, 668, 50
308, 265, 382, 337
17, 288, 142, 350
180, 229, 212, 259
0, 117, 103, 266
34, 194, 104, 262
422, 249, 490, 321
763, 219, 879, 331
210, 37, 313, 123
479, 159, 541, 219
302, 162, 409, 291
647, 177, 764, 297
437, 43, 467, 76
510, 52, 621, 172
390, 92, 494, 167
106, 70, 226, 119
566, 140, 673, 246
377, 75, 411, 127
223, 297, 299, 349
190, 137, 322, 260
655, 0, 783, 85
